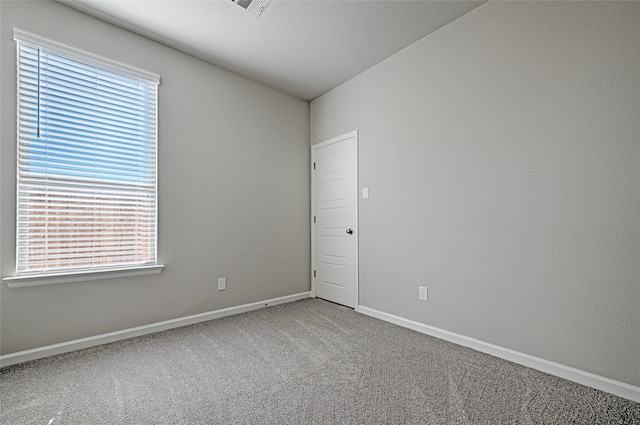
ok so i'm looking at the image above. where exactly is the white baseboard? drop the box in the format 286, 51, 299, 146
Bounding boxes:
3, 294, 637, 403
356, 305, 640, 403
0, 292, 311, 368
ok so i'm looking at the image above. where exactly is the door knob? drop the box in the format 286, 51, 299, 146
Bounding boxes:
346, 228, 354, 235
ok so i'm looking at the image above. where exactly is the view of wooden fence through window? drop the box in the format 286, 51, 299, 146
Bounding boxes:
20, 178, 155, 271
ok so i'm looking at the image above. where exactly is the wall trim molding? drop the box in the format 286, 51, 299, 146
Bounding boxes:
0, 292, 311, 368
356, 305, 640, 403
3, 294, 637, 403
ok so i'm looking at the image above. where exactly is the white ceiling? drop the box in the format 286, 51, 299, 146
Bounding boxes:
58, 0, 485, 101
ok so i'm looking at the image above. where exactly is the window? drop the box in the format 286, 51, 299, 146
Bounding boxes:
11, 29, 161, 282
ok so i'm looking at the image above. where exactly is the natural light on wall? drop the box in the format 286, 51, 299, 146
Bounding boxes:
10, 29, 161, 284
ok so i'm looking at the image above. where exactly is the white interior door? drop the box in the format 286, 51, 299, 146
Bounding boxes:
312, 131, 358, 308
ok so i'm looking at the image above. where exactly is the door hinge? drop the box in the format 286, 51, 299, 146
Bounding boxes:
313, 216, 316, 223
313, 270, 316, 278
313, 162, 316, 170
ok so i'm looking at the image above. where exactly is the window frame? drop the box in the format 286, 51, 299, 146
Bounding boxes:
4, 29, 164, 288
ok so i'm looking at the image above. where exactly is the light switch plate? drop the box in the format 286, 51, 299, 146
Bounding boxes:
419, 286, 428, 301
362, 187, 369, 199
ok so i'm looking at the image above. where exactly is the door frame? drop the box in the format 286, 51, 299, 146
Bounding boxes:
311, 130, 359, 307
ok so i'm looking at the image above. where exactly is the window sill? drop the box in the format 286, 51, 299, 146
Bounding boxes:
3, 265, 165, 288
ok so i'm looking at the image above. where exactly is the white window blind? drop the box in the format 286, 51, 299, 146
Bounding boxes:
14, 30, 160, 276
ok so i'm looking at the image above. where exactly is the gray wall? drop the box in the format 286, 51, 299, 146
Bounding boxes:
311, 2, 639, 386
1, 1, 310, 354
